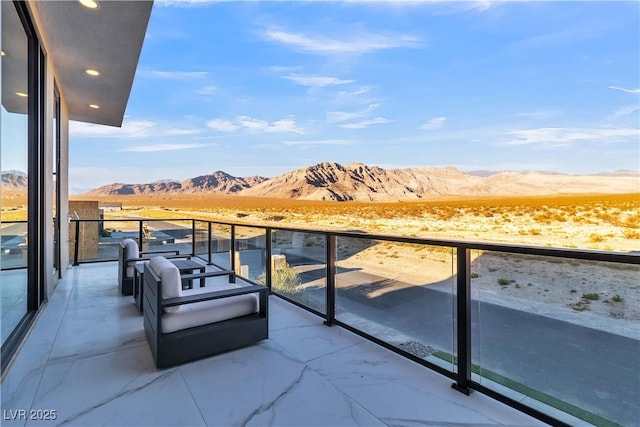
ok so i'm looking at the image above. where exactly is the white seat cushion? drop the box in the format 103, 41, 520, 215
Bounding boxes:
122, 238, 139, 278
161, 282, 259, 334
149, 256, 182, 313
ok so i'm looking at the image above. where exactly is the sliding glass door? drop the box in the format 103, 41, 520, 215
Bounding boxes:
1, 0, 31, 348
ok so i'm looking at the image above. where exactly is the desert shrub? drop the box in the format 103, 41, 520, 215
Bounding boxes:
498, 278, 510, 286
471, 272, 479, 279
582, 293, 599, 301
588, 234, 605, 243
612, 294, 624, 303
257, 263, 302, 299
623, 229, 640, 239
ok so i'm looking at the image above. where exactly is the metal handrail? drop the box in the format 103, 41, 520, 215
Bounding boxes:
66, 216, 638, 426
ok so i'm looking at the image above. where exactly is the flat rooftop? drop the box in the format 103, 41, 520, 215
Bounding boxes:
1, 261, 542, 426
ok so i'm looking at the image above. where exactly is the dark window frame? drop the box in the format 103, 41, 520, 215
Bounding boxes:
1, 0, 47, 374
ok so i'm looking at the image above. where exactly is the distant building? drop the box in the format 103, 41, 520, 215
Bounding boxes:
99, 202, 123, 212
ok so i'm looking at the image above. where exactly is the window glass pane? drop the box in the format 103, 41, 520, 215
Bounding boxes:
1, 1, 30, 345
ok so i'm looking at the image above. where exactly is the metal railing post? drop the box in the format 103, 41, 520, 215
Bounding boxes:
265, 228, 272, 291
452, 246, 471, 395
230, 224, 236, 274
138, 221, 144, 251
191, 220, 196, 256
324, 234, 336, 326
207, 222, 212, 265
72, 220, 80, 266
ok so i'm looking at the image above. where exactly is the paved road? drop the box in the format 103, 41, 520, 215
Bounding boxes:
1, 223, 27, 246
286, 255, 639, 427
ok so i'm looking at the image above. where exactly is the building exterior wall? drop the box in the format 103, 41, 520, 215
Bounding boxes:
26, 1, 71, 298
68, 201, 99, 263
58, 100, 69, 282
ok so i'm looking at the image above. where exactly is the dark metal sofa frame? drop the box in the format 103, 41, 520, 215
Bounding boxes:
143, 263, 269, 369
118, 243, 181, 295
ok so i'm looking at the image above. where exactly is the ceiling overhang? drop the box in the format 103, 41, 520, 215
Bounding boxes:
3, 0, 153, 127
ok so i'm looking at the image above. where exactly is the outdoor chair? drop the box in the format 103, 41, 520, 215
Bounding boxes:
143, 256, 268, 368
118, 238, 180, 295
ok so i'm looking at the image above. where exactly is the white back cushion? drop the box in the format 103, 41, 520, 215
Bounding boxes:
162, 284, 259, 334
122, 238, 139, 277
149, 256, 182, 313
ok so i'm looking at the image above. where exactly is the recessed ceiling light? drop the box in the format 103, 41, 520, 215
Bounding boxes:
16, 92, 28, 97
78, 0, 99, 9
89, 104, 100, 109
85, 69, 100, 76
0, 51, 6, 56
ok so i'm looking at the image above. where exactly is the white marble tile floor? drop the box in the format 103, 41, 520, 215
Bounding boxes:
1, 262, 544, 427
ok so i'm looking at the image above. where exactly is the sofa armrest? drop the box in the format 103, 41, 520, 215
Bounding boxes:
125, 252, 188, 266
162, 285, 267, 308
180, 270, 235, 282
140, 250, 180, 257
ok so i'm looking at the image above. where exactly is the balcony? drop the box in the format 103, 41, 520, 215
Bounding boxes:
2, 218, 639, 426
0, 259, 548, 427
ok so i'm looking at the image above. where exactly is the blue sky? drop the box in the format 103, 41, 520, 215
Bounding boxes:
67, 0, 639, 192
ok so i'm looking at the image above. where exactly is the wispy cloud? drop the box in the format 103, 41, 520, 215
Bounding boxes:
282, 139, 353, 147
207, 116, 304, 134
609, 86, 640, 94
139, 70, 209, 79
122, 143, 206, 153
337, 86, 372, 97
268, 65, 303, 73
284, 75, 355, 88
206, 119, 238, 132
166, 128, 202, 136
515, 110, 563, 120
340, 117, 389, 129
505, 127, 639, 146
345, 0, 492, 13
420, 116, 447, 130
155, 0, 220, 7
508, 27, 594, 51
70, 120, 156, 138
71, 120, 206, 139
264, 27, 422, 55
195, 85, 218, 95
237, 116, 304, 134
610, 105, 640, 118
327, 103, 380, 124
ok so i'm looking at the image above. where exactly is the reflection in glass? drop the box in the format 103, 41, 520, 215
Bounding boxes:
1, 1, 30, 345
234, 226, 266, 282
210, 223, 231, 269
270, 230, 327, 313
335, 237, 456, 370
470, 250, 640, 426
52, 88, 60, 272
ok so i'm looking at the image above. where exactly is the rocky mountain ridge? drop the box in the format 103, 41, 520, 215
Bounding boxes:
84, 171, 268, 196
81, 163, 640, 201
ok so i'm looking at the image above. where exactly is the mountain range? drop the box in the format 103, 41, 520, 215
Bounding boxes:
79, 162, 640, 201
1, 170, 28, 192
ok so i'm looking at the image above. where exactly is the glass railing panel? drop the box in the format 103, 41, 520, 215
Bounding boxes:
470, 250, 640, 426
142, 219, 193, 256
335, 237, 456, 371
270, 230, 327, 313
210, 223, 232, 269
95, 220, 139, 261
1, 221, 28, 269
194, 220, 209, 262
72, 219, 104, 262
74, 219, 140, 262
234, 226, 266, 282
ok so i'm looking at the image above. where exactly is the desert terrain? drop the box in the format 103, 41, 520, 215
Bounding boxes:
2, 188, 639, 337
66, 192, 640, 338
